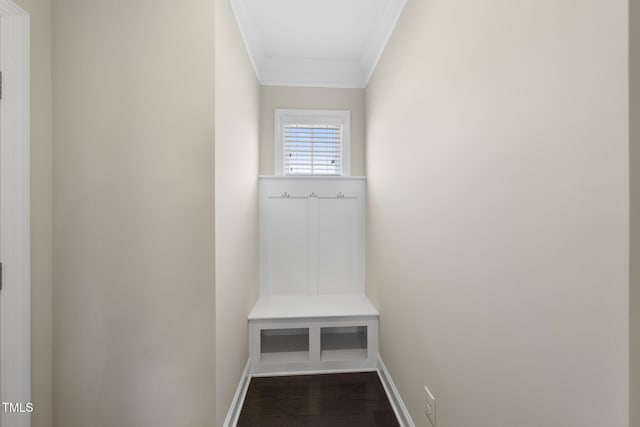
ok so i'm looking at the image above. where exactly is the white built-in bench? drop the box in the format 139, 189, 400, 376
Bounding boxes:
249, 177, 378, 375
249, 294, 378, 375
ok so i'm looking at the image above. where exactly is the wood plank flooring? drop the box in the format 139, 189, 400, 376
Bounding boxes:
237, 372, 401, 427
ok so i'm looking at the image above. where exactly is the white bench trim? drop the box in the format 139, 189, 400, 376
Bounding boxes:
249, 294, 379, 320
249, 315, 378, 375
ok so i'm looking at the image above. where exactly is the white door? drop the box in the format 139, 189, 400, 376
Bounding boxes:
0, 2, 30, 427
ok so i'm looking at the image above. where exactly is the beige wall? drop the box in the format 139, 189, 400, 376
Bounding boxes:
260, 86, 365, 176
52, 1, 215, 426
366, 0, 629, 426
12, 0, 53, 425
632, 0, 639, 423
214, 0, 259, 424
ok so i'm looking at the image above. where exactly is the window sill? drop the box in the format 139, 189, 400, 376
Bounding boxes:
259, 175, 367, 180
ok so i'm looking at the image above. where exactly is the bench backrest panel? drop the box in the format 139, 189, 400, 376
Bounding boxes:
259, 177, 366, 296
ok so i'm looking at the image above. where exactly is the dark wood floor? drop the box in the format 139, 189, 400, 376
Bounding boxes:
237, 372, 401, 427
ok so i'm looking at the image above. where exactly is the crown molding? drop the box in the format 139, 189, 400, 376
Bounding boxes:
228, 0, 406, 88
228, 0, 265, 83
0, 0, 26, 15
361, 0, 407, 85
260, 57, 366, 89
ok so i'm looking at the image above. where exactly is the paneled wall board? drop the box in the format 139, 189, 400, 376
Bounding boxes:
266, 198, 309, 295
259, 177, 366, 296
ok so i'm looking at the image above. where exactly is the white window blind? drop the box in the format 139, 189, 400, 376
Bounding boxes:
275, 109, 350, 176
284, 124, 342, 176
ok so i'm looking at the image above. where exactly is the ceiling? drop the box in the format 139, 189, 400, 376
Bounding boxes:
229, 0, 407, 88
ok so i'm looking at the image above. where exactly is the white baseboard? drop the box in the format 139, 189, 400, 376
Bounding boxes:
377, 355, 416, 427
223, 360, 251, 427
252, 367, 377, 378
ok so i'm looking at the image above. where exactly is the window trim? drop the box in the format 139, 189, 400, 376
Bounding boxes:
274, 109, 351, 177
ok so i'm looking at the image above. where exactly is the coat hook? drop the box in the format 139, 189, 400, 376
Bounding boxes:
281, 192, 290, 198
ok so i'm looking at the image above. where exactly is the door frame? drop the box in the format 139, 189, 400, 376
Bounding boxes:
0, 1, 30, 426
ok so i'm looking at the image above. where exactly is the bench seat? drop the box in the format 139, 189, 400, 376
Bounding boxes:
249, 294, 379, 321
248, 294, 379, 375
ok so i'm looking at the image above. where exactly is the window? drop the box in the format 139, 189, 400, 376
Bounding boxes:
275, 109, 351, 176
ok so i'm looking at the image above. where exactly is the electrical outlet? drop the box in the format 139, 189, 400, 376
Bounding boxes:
424, 385, 436, 426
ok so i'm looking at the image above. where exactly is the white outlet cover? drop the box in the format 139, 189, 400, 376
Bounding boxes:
425, 385, 436, 426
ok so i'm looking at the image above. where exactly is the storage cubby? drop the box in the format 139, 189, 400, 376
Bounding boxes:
321, 326, 368, 361
260, 328, 309, 363
249, 178, 379, 375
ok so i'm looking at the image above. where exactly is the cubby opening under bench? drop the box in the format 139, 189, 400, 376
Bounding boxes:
249, 294, 379, 375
